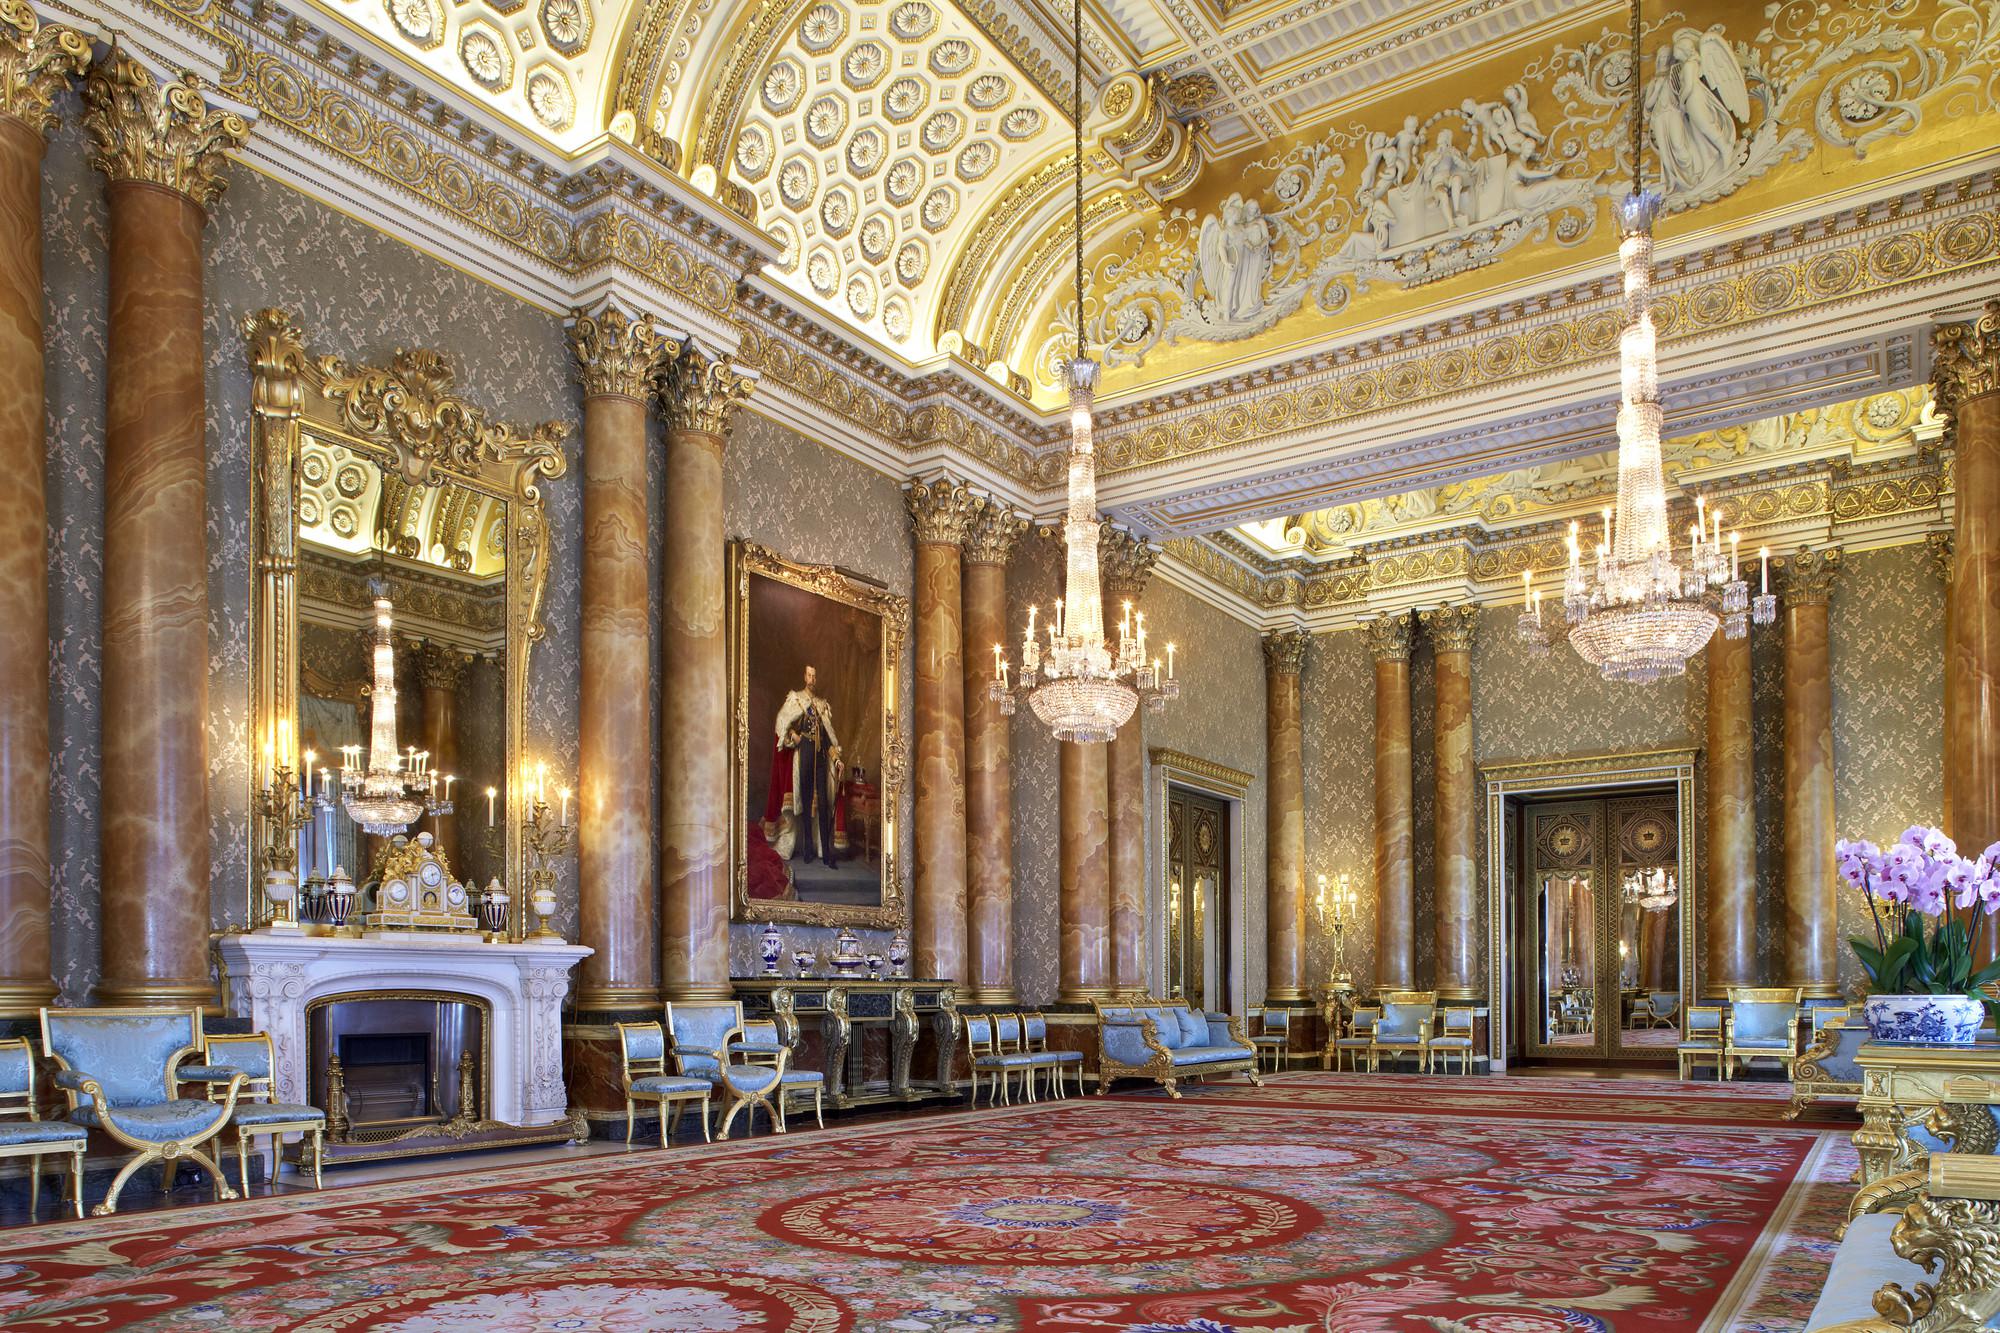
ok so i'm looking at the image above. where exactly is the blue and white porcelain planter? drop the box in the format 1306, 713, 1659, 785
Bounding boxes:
1862, 992, 1985, 1044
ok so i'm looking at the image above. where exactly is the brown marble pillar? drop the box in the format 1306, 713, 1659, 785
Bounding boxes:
85, 52, 247, 1007
1936, 306, 2000, 869
0, 10, 86, 1017
571, 305, 672, 1009
1369, 613, 1416, 992
1930, 533, 1958, 837
905, 479, 978, 984
658, 348, 750, 1002
1263, 630, 1309, 1003
1704, 625, 1757, 998
1421, 605, 1479, 1001
417, 644, 467, 872
960, 500, 1028, 1003
1059, 736, 1111, 1002
1779, 548, 1842, 1000
1102, 529, 1158, 999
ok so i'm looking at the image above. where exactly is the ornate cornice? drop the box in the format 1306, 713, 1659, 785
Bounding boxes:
659, 347, 751, 438
1099, 527, 1158, 598
1420, 604, 1479, 655
1777, 547, 1844, 605
1262, 628, 1308, 676
962, 498, 1030, 567
1366, 612, 1412, 663
416, 641, 472, 692
1928, 531, 1955, 586
1933, 300, 2000, 413
903, 478, 982, 548
0, 0, 88, 138
568, 303, 678, 402
83, 47, 249, 208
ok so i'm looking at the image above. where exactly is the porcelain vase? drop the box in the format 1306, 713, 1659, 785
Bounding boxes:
1862, 992, 1985, 1044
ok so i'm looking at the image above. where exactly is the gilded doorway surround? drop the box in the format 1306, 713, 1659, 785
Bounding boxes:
243, 311, 568, 937
1481, 749, 1698, 1072
1148, 749, 1251, 1015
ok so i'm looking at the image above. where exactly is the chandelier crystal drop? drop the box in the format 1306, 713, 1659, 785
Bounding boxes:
1551, 0, 1774, 684
990, 0, 1179, 742
340, 587, 428, 835
1622, 866, 1681, 913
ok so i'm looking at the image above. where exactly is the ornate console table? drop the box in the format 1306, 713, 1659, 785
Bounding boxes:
735, 978, 958, 1109
1853, 1040, 2000, 1189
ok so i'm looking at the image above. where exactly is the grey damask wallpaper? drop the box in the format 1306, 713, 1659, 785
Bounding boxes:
1301, 627, 1376, 999
1007, 533, 1063, 1005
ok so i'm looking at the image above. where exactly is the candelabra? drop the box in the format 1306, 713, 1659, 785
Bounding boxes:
519, 764, 575, 943
252, 750, 313, 931
1313, 872, 1359, 993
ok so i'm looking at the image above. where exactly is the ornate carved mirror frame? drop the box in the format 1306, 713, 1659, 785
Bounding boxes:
243, 310, 569, 931
729, 541, 910, 932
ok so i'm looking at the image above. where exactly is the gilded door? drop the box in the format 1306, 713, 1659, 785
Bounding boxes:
1165, 786, 1229, 1010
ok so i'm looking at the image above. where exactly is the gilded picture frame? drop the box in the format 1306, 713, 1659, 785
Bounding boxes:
243, 309, 567, 938
729, 540, 909, 931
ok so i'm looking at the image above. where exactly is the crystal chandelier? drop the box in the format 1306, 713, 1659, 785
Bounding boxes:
339, 586, 438, 835
991, 0, 1179, 742
1622, 866, 1680, 913
1528, 0, 1774, 684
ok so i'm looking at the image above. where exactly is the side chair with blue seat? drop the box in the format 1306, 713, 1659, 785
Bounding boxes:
964, 1013, 1041, 1106
1370, 992, 1437, 1073
1724, 986, 1803, 1080
0, 1036, 85, 1219
732, 1018, 824, 1131
1677, 1005, 1725, 1081
40, 1007, 247, 1215
1429, 1006, 1476, 1074
199, 1032, 325, 1194
1248, 1006, 1292, 1073
614, 1021, 712, 1146
1328, 1004, 1381, 1072
666, 1000, 789, 1139
1638, 992, 1681, 1029
1022, 1013, 1083, 1098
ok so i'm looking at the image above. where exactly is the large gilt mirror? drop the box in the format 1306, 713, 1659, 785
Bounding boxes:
244, 311, 567, 936
729, 541, 908, 931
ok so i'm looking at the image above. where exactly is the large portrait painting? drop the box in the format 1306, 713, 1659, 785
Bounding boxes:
730, 541, 908, 930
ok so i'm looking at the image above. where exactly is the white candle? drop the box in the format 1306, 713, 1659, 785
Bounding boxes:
1054, 598, 1064, 639
558, 787, 571, 827
993, 643, 1005, 682
487, 786, 498, 827
1601, 506, 1612, 551
1026, 605, 1038, 641
302, 750, 316, 797
1712, 503, 1722, 547
1729, 531, 1740, 580
1521, 569, 1532, 605
1166, 643, 1176, 679
443, 774, 455, 802
1759, 547, 1770, 596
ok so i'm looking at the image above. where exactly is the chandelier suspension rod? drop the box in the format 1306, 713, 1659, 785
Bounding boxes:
1073, 0, 1084, 362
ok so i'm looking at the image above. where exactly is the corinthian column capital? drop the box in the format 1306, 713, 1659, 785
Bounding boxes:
1366, 611, 1412, 662
1933, 301, 2000, 413
1927, 531, 1955, 586
1420, 603, 1479, 654
1263, 628, 1309, 677
1777, 547, 1843, 605
963, 497, 1030, 566
569, 302, 678, 401
903, 477, 981, 546
82, 48, 247, 208
659, 346, 751, 437
1099, 526, 1158, 599
0, 0, 89, 138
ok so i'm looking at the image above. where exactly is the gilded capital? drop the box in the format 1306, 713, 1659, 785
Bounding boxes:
569, 303, 678, 401
1263, 629, 1309, 677
417, 641, 471, 693
1366, 611, 1412, 663
0, 0, 89, 138
1420, 603, 1480, 654
1927, 531, 1955, 586
963, 497, 1030, 566
903, 477, 981, 547
1777, 547, 1843, 605
82, 48, 248, 208
1932, 300, 2000, 414
659, 346, 751, 437
1100, 526, 1159, 597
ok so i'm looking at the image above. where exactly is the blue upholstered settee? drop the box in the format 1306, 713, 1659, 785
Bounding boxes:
1091, 1000, 1263, 1098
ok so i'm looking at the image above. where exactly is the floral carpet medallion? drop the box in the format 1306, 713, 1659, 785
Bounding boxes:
0, 1078, 1848, 1331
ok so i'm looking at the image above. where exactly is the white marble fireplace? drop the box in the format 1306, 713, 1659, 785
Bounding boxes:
215, 933, 592, 1127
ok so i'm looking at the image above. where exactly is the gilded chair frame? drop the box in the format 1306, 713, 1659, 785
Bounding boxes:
962, 1013, 1031, 1107
40, 1007, 248, 1215
1090, 999, 1262, 1098
201, 1031, 324, 1194
614, 1021, 711, 1146
1021, 1013, 1081, 1099
1787, 1005, 1865, 1117
244, 310, 567, 938
1329, 1004, 1381, 1072
665, 1000, 789, 1139
1248, 1006, 1291, 1073
1723, 986, 1803, 1080
734, 1018, 823, 1131
1677, 1005, 1726, 1081
1370, 991, 1438, 1073
1432, 1007, 1477, 1075
0, 1036, 85, 1219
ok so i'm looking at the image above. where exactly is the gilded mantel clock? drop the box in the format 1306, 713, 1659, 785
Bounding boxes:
364, 831, 478, 933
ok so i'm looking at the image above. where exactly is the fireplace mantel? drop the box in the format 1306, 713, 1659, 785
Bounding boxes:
215, 933, 592, 1128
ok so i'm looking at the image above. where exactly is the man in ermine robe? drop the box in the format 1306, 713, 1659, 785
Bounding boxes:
766, 664, 843, 869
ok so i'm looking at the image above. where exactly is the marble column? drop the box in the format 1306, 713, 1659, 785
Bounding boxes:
960, 499, 1027, 1003
1780, 548, 1842, 1000
1369, 613, 1416, 992
1930, 533, 1958, 836
1421, 604, 1479, 1001
0, 9, 87, 1017
85, 52, 247, 1007
658, 348, 750, 1002
1936, 306, 2000, 870
1059, 736, 1111, 1002
905, 479, 979, 984
571, 304, 672, 1010
417, 644, 468, 872
1264, 629, 1309, 1003
1704, 625, 1757, 998
1102, 529, 1157, 999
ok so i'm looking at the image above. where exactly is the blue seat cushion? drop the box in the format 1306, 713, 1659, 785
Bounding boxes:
632, 1074, 712, 1096
1251, 1034, 1286, 1045
0, 1121, 87, 1146
230, 1102, 324, 1128
1333, 1036, 1374, 1048
777, 1069, 823, 1086
974, 1053, 1044, 1069
1041, 1050, 1084, 1063
1678, 1037, 1723, 1050
1429, 1036, 1473, 1049
1732, 1037, 1793, 1050
1800, 1213, 2000, 1330
72, 1099, 225, 1142
1169, 1045, 1252, 1067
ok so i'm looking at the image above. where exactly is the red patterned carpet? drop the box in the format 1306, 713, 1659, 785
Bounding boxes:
0, 1074, 1852, 1331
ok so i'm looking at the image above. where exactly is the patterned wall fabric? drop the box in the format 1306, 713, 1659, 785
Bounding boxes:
1300, 626, 1376, 996
1006, 534, 1062, 1005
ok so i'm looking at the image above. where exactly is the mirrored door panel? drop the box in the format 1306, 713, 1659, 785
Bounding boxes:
1521, 800, 1605, 1060
1610, 795, 1683, 1054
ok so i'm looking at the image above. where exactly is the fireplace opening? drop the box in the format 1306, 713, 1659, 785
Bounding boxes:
337, 1032, 432, 1124
307, 994, 486, 1140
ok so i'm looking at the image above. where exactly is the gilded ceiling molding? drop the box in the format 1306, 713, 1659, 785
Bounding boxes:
984, 187, 1142, 381
567, 302, 679, 401
1776, 546, 1844, 605
935, 154, 1079, 350
1099, 526, 1159, 599
83, 46, 249, 208
659, 346, 752, 438
685, 0, 812, 177
1096, 71, 1207, 205
1261, 628, 1308, 676
1932, 300, 2000, 413
962, 497, 1030, 567
0, 0, 90, 136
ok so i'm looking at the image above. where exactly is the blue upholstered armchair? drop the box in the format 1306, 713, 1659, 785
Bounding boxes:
0, 1036, 86, 1219
1724, 986, 1803, 1080
1371, 992, 1437, 1072
1788, 1008, 1867, 1118
1092, 1001, 1261, 1097
733, 1018, 824, 1131
614, 1021, 711, 1146
200, 1032, 326, 1193
665, 1001, 790, 1139
40, 1007, 247, 1215
1678, 1005, 1725, 1080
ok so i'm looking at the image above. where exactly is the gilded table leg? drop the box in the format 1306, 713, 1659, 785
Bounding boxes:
891, 992, 917, 1100
823, 1008, 852, 1109
1854, 1098, 1909, 1189
932, 1007, 959, 1093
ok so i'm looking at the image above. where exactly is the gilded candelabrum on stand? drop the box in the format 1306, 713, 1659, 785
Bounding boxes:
519, 764, 575, 943
1314, 872, 1358, 995
251, 723, 315, 931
